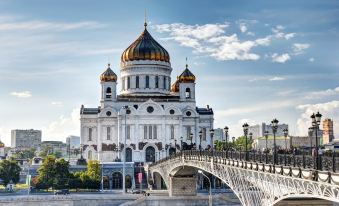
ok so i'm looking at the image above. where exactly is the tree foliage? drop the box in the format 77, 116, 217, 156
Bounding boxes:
36, 156, 70, 190
10, 148, 36, 159
0, 160, 21, 186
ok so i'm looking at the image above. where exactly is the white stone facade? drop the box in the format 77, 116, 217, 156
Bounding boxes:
80, 29, 214, 163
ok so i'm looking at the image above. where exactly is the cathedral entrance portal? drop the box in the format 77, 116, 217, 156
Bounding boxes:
112, 172, 122, 189
145, 146, 156, 162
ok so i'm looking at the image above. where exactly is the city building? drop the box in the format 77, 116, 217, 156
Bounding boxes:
213, 128, 224, 142
290, 136, 314, 149
248, 123, 289, 140
80, 22, 214, 164
323, 118, 334, 144
252, 136, 290, 151
0, 140, 5, 159
11, 129, 41, 149
38, 141, 68, 157
66, 135, 80, 149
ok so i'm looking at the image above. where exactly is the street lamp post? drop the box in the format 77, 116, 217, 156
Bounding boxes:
199, 130, 203, 151
264, 131, 269, 164
198, 170, 212, 206
283, 128, 288, 166
232, 137, 235, 150
311, 112, 322, 170
271, 118, 279, 165
308, 127, 314, 155
223, 126, 229, 151
210, 129, 214, 154
175, 139, 177, 153
180, 136, 183, 152
190, 133, 193, 149
122, 105, 129, 194
242, 123, 249, 161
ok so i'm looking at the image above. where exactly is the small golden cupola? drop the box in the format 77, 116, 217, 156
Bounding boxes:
100, 64, 117, 82
171, 76, 180, 92
121, 22, 170, 63
178, 63, 195, 83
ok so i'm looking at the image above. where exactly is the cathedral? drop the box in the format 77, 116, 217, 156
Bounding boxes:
80, 22, 214, 164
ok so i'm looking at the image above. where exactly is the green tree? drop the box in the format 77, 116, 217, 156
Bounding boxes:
0, 160, 21, 186
53, 151, 62, 159
86, 160, 100, 181
10, 148, 36, 159
37, 155, 56, 190
54, 159, 70, 189
234, 136, 253, 151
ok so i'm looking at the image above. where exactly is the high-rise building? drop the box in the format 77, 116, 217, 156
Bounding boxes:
11, 129, 41, 149
66, 136, 80, 149
323, 118, 334, 144
248, 123, 289, 139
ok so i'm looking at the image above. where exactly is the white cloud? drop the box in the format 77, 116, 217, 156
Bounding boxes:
155, 22, 265, 61
10, 91, 32, 98
296, 101, 339, 137
284, 33, 296, 40
255, 37, 271, 46
239, 23, 247, 33
305, 87, 339, 99
247, 31, 255, 36
51, 101, 63, 107
309, 57, 315, 62
271, 53, 291, 63
42, 108, 80, 140
216, 99, 296, 117
0, 19, 105, 31
269, 76, 286, 81
292, 43, 310, 55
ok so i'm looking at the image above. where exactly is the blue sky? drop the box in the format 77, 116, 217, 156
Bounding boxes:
0, 0, 338, 146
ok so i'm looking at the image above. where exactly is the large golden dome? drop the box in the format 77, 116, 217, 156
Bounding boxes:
121, 24, 170, 63
100, 64, 117, 82
178, 64, 195, 83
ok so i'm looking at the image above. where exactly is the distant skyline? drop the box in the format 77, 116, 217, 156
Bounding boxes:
0, 0, 338, 146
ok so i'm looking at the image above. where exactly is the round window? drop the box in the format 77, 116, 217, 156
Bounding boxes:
147, 106, 154, 113
126, 109, 131, 114
169, 109, 175, 115
106, 111, 111, 116
186, 111, 191, 116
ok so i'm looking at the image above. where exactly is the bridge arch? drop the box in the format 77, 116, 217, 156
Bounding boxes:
149, 153, 339, 206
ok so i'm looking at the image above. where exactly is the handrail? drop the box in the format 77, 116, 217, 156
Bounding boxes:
150, 150, 339, 184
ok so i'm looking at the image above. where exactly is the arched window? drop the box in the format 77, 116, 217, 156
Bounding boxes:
163, 76, 166, 89
185, 88, 191, 98
155, 76, 159, 88
106, 87, 112, 98
125, 148, 132, 162
107, 127, 111, 140
170, 125, 174, 139
88, 128, 92, 141
127, 76, 131, 89
145, 76, 149, 88
145, 146, 155, 162
136, 76, 139, 88
88, 150, 92, 160
122, 78, 125, 90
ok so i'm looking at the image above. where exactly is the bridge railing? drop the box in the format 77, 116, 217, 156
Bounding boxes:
150, 150, 339, 185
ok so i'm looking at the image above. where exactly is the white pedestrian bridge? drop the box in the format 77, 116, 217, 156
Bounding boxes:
148, 151, 339, 206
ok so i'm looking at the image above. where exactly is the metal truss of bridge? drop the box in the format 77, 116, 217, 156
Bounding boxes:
148, 151, 339, 206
